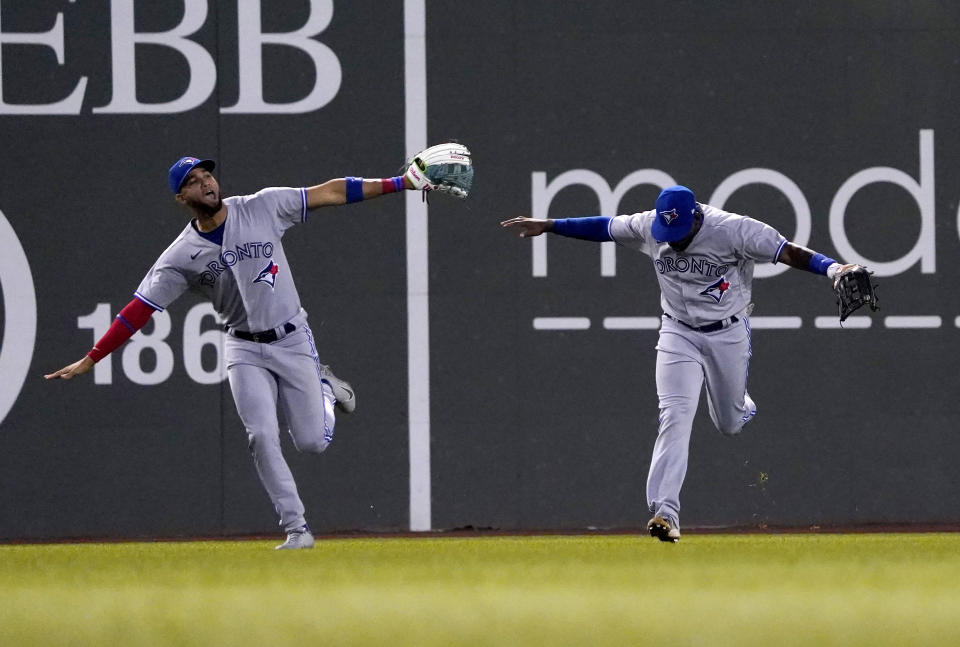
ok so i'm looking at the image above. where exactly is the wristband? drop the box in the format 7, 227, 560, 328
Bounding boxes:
381, 176, 405, 194
809, 252, 837, 275
345, 176, 364, 203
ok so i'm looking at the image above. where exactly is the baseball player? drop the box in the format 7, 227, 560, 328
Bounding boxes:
501, 185, 858, 542
45, 156, 424, 549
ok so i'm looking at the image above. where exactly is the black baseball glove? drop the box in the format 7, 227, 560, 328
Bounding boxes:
834, 264, 879, 322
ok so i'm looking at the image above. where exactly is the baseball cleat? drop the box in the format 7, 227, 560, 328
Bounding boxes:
319, 364, 356, 414
647, 516, 680, 543
275, 525, 315, 550
743, 392, 757, 421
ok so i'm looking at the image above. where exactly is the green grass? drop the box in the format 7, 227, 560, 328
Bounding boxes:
2, 533, 960, 646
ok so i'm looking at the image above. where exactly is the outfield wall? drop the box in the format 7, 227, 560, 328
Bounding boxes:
1, 0, 958, 539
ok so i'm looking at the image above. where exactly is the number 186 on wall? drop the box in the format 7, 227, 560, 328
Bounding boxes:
77, 302, 226, 385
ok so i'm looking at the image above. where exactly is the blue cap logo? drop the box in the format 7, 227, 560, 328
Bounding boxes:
651, 185, 697, 242
168, 156, 215, 194
660, 208, 679, 226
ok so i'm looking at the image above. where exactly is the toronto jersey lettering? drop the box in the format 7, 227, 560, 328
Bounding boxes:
609, 203, 787, 326
134, 187, 309, 332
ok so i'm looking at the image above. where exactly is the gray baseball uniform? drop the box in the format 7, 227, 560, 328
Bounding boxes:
610, 203, 787, 530
135, 187, 335, 532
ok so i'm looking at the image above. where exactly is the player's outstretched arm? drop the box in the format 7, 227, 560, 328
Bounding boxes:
306, 143, 474, 209
777, 242, 858, 284
501, 216, 612, 242
305, 176, 412, 209
45, 298, 156, 382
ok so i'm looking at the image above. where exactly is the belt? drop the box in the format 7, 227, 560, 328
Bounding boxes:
227, 321, 297, 343
664, 312, 738, 333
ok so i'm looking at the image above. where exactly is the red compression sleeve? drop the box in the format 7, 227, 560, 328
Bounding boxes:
87, 298, 156, 362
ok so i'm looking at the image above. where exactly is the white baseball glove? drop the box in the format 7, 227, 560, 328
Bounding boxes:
403, 142, 473, 199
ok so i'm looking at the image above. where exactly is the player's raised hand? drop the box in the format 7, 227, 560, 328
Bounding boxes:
500, 217, 552, 238
829, 263, 863, 288
44, 356, 94, 380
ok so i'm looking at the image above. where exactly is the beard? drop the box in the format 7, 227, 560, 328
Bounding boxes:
188, 192, 223, 216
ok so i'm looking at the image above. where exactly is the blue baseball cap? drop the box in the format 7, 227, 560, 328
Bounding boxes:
651, 185, 698, 242
168, 156, 215, 194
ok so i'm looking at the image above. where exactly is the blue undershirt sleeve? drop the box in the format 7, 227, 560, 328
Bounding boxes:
551, 216, 613, 242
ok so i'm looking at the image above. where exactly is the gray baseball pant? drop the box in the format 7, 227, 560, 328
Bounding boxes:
225, 310, 336, 532
646, 315, 756, 528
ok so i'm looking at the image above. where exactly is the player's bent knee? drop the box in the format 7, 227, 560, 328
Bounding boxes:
717, 421, 744, 437
295, 438, 330, 455
290, 428, 333, 455
716, 411, 755, 436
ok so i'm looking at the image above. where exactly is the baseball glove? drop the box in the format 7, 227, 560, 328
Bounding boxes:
834, 264, 879, 322
403, 142, 473, 199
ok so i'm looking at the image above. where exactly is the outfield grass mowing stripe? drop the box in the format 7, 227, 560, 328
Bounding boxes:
1, 534, 959, 646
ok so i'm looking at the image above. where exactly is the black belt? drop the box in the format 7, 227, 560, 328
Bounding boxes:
664, 312, 738, 333
227, 322, 296, 343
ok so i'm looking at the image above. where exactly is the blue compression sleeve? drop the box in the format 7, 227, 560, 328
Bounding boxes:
551, 216, 612, 242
